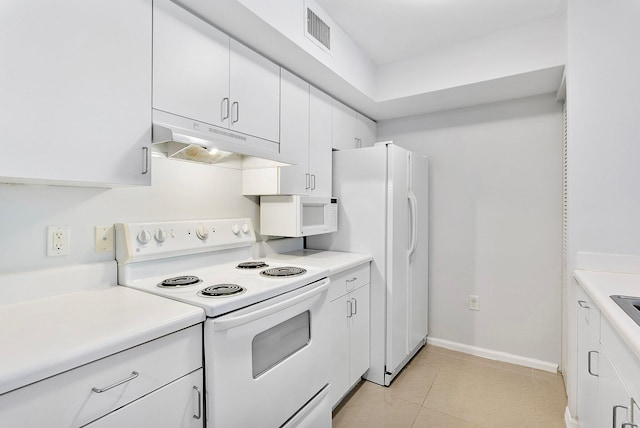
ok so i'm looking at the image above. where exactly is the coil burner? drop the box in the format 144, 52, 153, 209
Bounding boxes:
260, 267, 307, 278
236, 261, 269, 269
157, 275, 202, 288
198, 284, 246, 298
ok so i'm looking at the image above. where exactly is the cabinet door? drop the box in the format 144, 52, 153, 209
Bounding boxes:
329, 296, 350, 408
357, 114, 377, 148
229, 40, 280, 142
279, 69, 310, 195
349, 284, 371, 386
332, 100, 358, 150
153, 0, 230, 128
598, 347, 632, 428
0, 0, 151, 187
309, 87, 333, 198
86, 370, 204, 428
576, 291, 600, 428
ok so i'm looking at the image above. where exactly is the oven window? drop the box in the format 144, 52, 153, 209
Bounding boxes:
252, 311, 310, 378
302, 205, 324, 227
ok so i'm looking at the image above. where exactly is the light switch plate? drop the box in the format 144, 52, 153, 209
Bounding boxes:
95, 226, 114, 253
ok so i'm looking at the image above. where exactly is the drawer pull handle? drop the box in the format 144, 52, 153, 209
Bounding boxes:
578, 300, 590, 309
622, 423, 638, 427
193, 386, 202, 420
92, 371, 139, 393
346, 277, 357, 283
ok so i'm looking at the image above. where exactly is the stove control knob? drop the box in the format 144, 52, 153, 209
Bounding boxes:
154, 228, 167, 243
196, 224, 209, 240
137, 229, 151, 245
241, 223, 250, 235
231, 224, 241, 236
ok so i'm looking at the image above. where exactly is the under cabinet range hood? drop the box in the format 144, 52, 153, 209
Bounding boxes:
152, 110, 293, 167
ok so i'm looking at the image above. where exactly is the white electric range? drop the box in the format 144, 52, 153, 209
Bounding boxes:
115, 218, 332, 428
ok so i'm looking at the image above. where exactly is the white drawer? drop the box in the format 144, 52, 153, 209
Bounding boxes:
329, 263, 370, 301
0, 325, 202, 428
86, 369, 204, 428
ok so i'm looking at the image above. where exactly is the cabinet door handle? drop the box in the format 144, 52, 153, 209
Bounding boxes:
221, 97, 230, 121
232, 102, 239, 124
588, 351, 598, 376
614, 404, 629, 428
92, 371, 139, 393
578, 300, 590, 309
193, 386, 202, 420
347, 300, 353, 318
305, 173, 311, 190
311, 174, 316, 190
622, 423, 638, 428
351, 298, 357, 315
141, 147, 149, 175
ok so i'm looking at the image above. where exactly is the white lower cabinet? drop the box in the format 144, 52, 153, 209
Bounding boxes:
86, 369, 204, 428
576, 286, 600, 428
329, 263, 371, 408
0, 325, 203, 428
576, 283, 640, 428
597, 347, 632, 428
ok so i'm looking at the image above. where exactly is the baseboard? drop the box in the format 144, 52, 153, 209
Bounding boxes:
427, 337, 559, 373
564, 406, 580, 428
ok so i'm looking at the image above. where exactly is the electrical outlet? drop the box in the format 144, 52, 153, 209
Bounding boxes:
47, 226, 70, 256
469, 295, 479, 311
95, 226, 114, 253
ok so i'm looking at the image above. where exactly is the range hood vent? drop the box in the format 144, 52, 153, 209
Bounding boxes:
152, 109, 293, 168
306, 7, 331, 51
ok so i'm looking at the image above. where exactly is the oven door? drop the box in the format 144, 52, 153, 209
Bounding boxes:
204, 278, 331, 428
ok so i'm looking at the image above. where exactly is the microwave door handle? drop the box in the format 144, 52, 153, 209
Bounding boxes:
213, 279, 330, 331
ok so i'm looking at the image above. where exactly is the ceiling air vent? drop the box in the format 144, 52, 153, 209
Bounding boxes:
306, 7, 331, 52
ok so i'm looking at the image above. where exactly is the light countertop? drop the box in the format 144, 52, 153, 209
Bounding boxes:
574, 270, 640, 362
0, 286, 205, 395
262, 249, 372, 276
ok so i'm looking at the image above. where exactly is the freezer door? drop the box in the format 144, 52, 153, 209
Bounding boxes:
385, 145, 412, 376
408, 153, 429, 350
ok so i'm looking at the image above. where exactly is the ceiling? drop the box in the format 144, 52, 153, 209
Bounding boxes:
314, 0, 567, 66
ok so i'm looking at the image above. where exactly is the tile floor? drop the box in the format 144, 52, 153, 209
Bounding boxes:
332, 345, 567, 428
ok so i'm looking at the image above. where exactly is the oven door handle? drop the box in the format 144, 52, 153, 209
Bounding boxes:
213, 278, 330, 331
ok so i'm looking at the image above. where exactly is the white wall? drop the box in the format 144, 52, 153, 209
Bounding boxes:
565, 0, 640, 418
376, 14, 567, 101
378, 94, 564, 366
0, 156, 258, 274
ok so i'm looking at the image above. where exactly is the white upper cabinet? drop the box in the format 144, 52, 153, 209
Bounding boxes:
332, 101, 359, 150
357, 114, 378, 148
277, 70, 311, 195
0, 0, 152, 187
242, 69, 309, 195
332, 99, 377, 150
153, 0, 230, 128
229, 40, 281, 142
153, 0, 280, 144
242, 77, 332, 198
308, 87, 333, 197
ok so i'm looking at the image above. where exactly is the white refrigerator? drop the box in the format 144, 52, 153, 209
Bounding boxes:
308, 141, 429, 386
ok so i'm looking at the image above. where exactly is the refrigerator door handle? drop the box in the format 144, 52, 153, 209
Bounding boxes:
408, 191, 418, 257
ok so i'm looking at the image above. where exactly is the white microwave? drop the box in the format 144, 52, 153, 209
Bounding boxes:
260, 195, 338, 237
